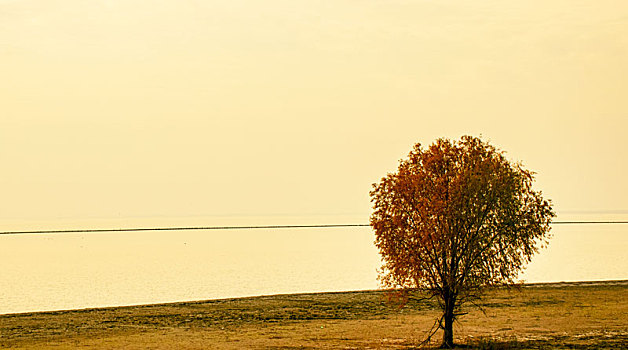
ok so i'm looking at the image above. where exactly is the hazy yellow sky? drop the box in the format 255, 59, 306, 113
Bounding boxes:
2, 0, 628, 230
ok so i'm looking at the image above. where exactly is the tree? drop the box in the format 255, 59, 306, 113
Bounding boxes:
370, 136, 554, 348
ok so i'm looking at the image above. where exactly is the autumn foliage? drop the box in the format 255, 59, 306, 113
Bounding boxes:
370, 136, 554, 348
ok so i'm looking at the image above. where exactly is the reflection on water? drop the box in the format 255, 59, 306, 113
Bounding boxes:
0, 225, 626, 314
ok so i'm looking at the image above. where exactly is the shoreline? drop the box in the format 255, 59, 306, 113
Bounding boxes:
3, 279, 627, 317
1, 279, 626, 348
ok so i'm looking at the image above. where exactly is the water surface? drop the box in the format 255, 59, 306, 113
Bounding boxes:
0, 225, 626, 315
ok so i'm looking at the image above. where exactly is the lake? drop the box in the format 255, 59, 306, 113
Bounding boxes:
0, 224, 626, 315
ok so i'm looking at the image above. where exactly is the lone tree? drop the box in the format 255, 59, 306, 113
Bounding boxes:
370, 136, 554, 348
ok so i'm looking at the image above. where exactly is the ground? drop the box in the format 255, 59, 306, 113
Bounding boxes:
1, 281, 626, 349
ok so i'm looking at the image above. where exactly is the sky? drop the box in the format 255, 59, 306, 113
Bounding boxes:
2, 0, 628, 231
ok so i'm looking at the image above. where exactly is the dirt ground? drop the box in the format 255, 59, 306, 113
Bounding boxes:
1, 281, 626, 349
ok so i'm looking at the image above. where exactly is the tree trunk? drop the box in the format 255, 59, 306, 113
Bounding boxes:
441, 296, 455, 348
441, 312, 454, 348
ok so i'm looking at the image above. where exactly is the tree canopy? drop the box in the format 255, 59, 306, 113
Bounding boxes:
370, 136, 554, 348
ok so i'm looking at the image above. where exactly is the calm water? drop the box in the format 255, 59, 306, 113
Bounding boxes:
0, 225, 626, 315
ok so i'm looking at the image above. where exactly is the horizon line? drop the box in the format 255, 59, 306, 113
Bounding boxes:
1, 221, 627, 235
